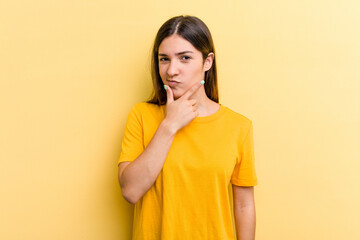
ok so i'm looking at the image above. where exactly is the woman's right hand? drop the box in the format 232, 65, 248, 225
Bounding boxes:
163, 80, 204, 133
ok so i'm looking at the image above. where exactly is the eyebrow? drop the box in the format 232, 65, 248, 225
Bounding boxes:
158, 51, 194, 56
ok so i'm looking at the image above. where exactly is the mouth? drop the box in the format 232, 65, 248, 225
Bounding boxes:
167, 80, 180, 87
167, 79, 179, 83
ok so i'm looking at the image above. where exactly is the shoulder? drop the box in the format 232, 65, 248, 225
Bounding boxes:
130, 102, 163, 113
127, 102, 165, 121
221, 105, 254, 143
222, 105, 253, 128
128, 102, 157, 112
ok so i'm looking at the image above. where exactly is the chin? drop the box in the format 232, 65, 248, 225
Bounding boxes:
172, 90, 182, 100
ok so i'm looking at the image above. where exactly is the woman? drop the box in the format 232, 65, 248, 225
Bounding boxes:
118, 15, 258, 240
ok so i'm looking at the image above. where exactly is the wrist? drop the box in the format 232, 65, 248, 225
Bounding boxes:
160, 119, 177, 137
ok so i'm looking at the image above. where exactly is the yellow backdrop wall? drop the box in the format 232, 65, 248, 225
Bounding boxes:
1, 0, 359, 239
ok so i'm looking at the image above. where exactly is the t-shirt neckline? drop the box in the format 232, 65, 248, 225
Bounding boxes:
191, 103, 225, 123
159, 103, 225, 123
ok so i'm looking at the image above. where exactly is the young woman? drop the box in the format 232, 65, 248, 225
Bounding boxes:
118, 15, 258, 240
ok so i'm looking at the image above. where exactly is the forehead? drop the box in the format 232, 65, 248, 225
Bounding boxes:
158, 34, 198, 54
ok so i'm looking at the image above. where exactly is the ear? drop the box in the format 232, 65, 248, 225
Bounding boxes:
203, 52, 214, 72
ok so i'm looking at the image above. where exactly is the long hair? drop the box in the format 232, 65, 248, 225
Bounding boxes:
146, 15, 219, 105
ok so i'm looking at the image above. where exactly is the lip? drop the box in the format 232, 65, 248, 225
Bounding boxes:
167, 80, 180, 87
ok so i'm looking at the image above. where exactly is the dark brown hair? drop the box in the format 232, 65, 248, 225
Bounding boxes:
146, 15, 219, 105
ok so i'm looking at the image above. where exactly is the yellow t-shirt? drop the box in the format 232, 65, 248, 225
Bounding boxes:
118, 102, 258, 240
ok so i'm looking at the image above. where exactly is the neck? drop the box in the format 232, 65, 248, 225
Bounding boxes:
189, 87, 218, 117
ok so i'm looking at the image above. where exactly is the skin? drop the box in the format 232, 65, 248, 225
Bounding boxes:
159, 34, 256, 239
233, 185, 256, 240
118, 33, 256, 239
158, 34, 219, 117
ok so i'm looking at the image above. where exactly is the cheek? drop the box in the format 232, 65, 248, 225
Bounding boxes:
188, 64, 204, 77
158, 66, 166, 80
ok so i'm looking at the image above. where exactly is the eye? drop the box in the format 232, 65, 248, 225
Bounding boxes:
159, 57, 169, 62
181, 55, 191, 60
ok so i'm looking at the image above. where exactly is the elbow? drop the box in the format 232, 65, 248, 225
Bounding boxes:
123, 194, 137, 205
121, 187, 140, 204
118, 172, 136, 204
118, 169, 144, 204
122, 194, 137, 204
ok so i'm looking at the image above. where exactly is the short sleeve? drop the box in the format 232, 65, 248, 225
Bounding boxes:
117, 104, 145, 166
231, 121, 258, 186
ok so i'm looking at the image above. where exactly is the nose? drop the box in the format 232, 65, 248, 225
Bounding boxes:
167, 60, 179, 77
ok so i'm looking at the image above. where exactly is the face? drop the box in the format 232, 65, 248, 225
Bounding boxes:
158, 34, 213, 99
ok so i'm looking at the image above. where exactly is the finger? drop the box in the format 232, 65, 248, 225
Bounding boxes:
180, 80, 205, 100
165, 85, 174, 104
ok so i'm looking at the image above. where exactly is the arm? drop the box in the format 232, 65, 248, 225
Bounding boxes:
118, 81, 204, 204
232, 185, 256, 240
118, 119, 176, 204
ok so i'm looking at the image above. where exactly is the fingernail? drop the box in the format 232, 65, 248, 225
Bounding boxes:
164, 85, 167, 90
200, 80, 205, 85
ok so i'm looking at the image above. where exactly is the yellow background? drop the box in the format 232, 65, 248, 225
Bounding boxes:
1, 0, 359, 239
